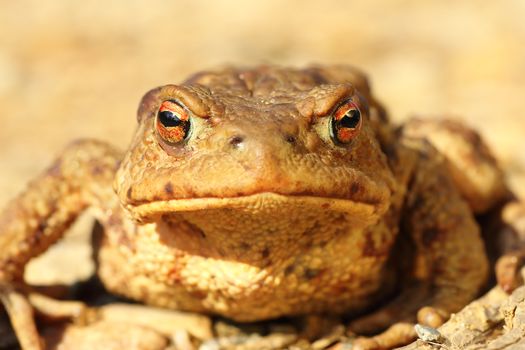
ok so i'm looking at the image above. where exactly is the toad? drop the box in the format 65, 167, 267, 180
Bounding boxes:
0, 65, 514, 349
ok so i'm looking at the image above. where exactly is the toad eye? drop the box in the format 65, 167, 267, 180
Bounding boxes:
155, 100, 191, 144
330, 101, 362, 144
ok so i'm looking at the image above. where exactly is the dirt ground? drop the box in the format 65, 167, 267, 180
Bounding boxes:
0, 0, 524, 342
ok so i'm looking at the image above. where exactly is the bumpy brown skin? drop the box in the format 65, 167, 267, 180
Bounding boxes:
0, 65, 508, 350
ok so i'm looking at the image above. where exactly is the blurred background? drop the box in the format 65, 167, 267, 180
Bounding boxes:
0, 0, 524, 281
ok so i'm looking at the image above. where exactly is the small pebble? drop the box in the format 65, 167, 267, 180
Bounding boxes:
414, 323, 442, 343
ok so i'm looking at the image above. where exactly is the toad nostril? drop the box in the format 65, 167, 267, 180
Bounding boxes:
229, 135, 245, 147
284, 134, 296, 144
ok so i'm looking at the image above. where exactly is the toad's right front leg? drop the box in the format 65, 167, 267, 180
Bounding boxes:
0, 140, 122, 350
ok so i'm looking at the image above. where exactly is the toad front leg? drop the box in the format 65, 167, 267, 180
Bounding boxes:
403, 140, 490, 324
350, 140, 489, 350
0, 140, 122, 350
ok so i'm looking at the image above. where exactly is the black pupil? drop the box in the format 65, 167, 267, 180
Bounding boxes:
158, 110, 183, 127
339, 109, 360, 129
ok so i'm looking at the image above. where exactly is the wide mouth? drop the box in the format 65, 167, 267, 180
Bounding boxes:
127, 192, 384, 223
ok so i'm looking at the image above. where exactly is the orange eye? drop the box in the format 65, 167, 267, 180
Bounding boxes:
156, 100, 191, 144
330, 101, 362, 144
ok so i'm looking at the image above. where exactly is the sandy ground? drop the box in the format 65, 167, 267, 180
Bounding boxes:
0, 0, 524, 282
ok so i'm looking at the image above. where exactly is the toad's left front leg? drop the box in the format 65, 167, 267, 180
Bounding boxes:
401, 143, 490, 324
350, 142, 489, 350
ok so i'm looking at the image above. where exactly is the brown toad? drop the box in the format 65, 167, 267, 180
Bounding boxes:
0, 65, 512, 349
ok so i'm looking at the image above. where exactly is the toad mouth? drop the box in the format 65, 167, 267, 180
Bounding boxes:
128, 192, 382, 221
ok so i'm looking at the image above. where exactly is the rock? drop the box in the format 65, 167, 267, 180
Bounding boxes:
98, 303, 213, 341
42, 321, 169, 350
400, 285, 525, 350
